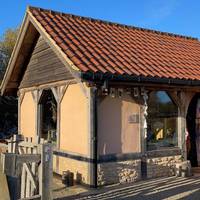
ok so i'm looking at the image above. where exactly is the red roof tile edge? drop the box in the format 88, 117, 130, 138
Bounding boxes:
28, 6, 198, 41
27, 6, 200, 83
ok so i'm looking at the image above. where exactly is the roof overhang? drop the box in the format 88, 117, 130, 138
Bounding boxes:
3, 6, 200, 96
82, 71, 200, 89
0, 12, 39, 95
1, 7, 81, 96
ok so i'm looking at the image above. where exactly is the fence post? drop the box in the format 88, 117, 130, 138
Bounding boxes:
7, 135, 21, 199
39, 143, 53, 200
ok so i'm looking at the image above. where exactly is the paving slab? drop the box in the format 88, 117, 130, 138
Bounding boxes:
52, 175, 88, 200
56, 175, 200, 200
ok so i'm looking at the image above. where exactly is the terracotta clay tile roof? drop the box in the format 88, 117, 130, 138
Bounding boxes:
29, 6, 200, 81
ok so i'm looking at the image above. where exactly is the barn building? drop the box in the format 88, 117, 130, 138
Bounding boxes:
2, 6, 200, 186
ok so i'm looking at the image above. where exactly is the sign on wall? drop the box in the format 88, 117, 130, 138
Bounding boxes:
128, 114, 139, 124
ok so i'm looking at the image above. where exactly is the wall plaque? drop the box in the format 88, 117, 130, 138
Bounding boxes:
128, 114, 139, 123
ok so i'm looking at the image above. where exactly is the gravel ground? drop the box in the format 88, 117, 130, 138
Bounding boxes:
54, 175, 200, 200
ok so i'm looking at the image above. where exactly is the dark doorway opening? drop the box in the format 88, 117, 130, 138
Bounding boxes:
39, 89, 57, 143
186, 93, 200, 167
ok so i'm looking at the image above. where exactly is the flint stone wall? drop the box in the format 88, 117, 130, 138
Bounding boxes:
97, 159, 141, 186
147, 155, 182, 178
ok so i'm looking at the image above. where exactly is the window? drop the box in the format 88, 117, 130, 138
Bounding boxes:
147, 91, 178, 150
39, 90, 57, 143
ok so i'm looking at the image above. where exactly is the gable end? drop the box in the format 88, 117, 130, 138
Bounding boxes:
19, 36, 74, 88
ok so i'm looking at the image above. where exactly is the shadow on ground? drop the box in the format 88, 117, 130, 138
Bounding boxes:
56, 175, 200, 200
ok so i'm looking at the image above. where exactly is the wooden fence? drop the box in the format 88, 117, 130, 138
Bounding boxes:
1, 135, 53, 200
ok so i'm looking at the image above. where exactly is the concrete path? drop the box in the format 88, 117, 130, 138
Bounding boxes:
64, 175, 200, 200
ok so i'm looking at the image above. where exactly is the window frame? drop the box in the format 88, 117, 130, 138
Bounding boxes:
38, 89, 58, 144
146, 90, 179, 151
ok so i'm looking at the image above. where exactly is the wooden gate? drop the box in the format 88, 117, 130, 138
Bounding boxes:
1, 135, 53, 200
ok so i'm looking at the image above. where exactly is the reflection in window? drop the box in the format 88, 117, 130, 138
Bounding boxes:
39, 90, 57, 143
147, 91, 178, 150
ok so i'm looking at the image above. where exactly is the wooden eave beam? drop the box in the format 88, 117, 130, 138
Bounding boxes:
0, 12, 31, 95
108, 81, 200, 92
6, 82, 19, 89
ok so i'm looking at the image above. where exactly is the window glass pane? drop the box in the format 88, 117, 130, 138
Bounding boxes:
40, 90, 57, 144
147, 91, 178, 150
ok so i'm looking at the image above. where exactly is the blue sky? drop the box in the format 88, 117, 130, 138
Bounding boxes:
0, 0, 200, 38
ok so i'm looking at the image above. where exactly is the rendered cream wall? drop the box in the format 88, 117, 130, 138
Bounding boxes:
60, 83, 89, 155
20, 91, 36, 138
98, 94, 140, 155
20, 84, 90, 183
58, 157, 89, 183
58, 83, 90, 183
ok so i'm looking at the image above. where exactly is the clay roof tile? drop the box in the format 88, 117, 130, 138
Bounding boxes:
29, 6, 200, 81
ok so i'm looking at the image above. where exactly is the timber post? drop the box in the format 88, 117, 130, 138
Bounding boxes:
39, 142, 53, 200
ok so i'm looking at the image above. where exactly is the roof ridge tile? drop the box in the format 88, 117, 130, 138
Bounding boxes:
28, 6, 198, 41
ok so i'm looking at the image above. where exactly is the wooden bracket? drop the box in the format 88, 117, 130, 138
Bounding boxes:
51, 87, 59, 103
19, 91, 25, 106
